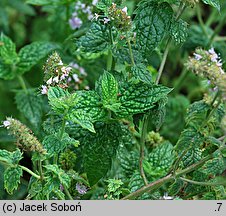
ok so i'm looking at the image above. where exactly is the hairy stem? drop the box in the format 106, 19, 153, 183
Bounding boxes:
107, 49, 113, 71
17, 75, 28, 93
155, 3, 186, 84
63, 184, 73, 200
139, 115, 149, 186
180, 177, 226, 187
107, 26, 114, 71
20, 165, 41, 180
200, 93, 221, 130
127, 33, 135, 66
155, 38, 171, 84
59, 117, 66, 140
38, 160, 44, 181
122, 152, 215, 200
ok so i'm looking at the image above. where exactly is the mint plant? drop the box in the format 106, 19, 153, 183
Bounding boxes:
0, 0, 226, 200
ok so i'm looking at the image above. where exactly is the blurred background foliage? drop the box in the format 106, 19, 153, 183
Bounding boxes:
0, 0, 226, 199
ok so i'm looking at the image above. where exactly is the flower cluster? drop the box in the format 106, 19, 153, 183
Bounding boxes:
146, 131, 163, 148
41, 52, 90, 94
94, 3, 131, 31
76, 183, 88, 195
68, 62, 89, 90
107, 3, 131, 31
186, 48, 226, 101
41, 52, 72, 94
59, 149, 77, 170
69, 1, 98, 30
3, 117, 46, 154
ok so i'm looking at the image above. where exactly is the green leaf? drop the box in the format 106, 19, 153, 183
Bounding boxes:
160, 95, 190, 143
17, 42, 59, 74
175, 127, 205, 154
117, 145, 139, 178
134, 0, 173, 53
0, 33, 18, 64
27, 179, 43, 199
0, 34, 19, 80
202, 0, 220, 11
101, 71, 119, 108
15, 89, 43, 127
78, 22, 110, 53
44, 164, 71, 188
84, 123, 123, 186
117, 83, 172, 117
96, 0, 112, 11
128, 171, 156, 199
131, 63, 152, 84
0, 149, 23, 165
26, 0, 61, 6
43, 176, 65, 199
48, 87, 77, 114
182, 148, 202, 168
150, 97, 168, 131
68, 91, 108, 132
43, 132, 78, 157
0, 63, 14, 80
201, 152, 226, 176
168, 179, 184, 196
144, 141, 175, 179
4, 166, 23, 194
68, 113, 96, 133
170, 19, 188, 44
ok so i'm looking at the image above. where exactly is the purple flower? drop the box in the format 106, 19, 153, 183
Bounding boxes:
69, 62, 79, 69
79, 67, 87, 76
41, 85, 48, 95
92, 0, 98, 6
69, 17, 83, 30
194, 53, 202, 61
76, 183, 87, 195
103, 18, 110, 24
3, 120, 11, 128
60, 184, 64, 191
122, 6, 128, 14
72, 73, 80, 82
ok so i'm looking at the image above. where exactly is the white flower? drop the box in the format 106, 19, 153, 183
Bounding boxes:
3, 120, 11, 128
81, 3, 86, 9
122, 6, 128, 14
46, 77, 53, 85
58, 60, 63, 66
103, 17, 110, 24
208, 48, 216, 55
41, 85, 48, 95
93, 13, 100, 21
53, 76, 59, 83
194, 53, 202, 61
72, 73, 80, 82
92, 0, 98, 5
61, 66, 72, 74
